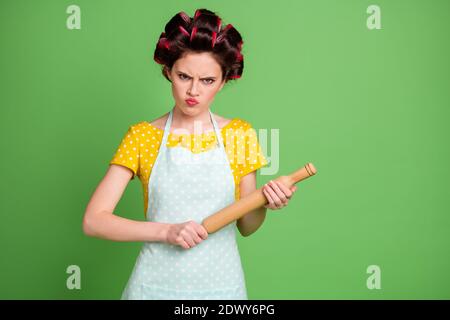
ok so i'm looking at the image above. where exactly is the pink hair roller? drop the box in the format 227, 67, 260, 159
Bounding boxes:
190, 26, 198, 42
211, 31, 217, 47
194, 9, 201, 20
157, 37, 169, 50
178, 25, 190, 37
179, 12, 190, 24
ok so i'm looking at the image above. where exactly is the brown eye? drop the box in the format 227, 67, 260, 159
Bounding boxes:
203, 79, 214, 85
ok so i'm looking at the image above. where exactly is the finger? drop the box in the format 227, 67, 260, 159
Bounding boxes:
269, 181, 288, 205
193, 233, 203, 244
183, 232, 196, 247
197, 225, 209, 240
262, 187, 274, 205
266, 182, 284, 208
188, 228, 203, 244
290, 185, 297, 193
180, 240, 190, 249
275, 181, 293, 199
186, 238, 196, 248
264, 187, 282, 210
263, 187, 276, 209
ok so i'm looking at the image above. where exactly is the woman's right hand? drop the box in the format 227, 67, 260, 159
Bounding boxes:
166, 221, 209, 249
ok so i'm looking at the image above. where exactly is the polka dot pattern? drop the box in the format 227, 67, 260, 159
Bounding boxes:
120, 108, 248, 300
109, 118, 268, 218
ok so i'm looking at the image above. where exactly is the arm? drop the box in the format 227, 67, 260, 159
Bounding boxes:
236, 172, 299, 237
82, 164, 170, 242
236, 171, 267, 237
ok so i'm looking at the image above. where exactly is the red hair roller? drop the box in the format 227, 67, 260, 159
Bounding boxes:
211, 31, 217, 47
190, 26, 198, 42
178, 25, 190, 37
157, 38, 169, 50
179, 12, 190, 24
223, 24, 233, 33
216, 24, 232, 43
217, 17, 222, 33
237, 40, 243, 51
194, 9, 201, 20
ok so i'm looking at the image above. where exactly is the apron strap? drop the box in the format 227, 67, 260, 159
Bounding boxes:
160, 107, 225, 150
160, 108, 174, 149
209, 109, 226, 150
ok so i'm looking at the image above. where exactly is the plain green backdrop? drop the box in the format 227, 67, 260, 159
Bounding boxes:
1, 0, 449, 299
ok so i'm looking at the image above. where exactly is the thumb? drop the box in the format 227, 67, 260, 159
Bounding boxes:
290, 185, 297, 192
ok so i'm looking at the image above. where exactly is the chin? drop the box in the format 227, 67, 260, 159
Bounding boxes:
179, 104, 205, 115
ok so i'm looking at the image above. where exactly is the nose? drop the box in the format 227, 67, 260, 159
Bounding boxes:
188, 80, 200, 96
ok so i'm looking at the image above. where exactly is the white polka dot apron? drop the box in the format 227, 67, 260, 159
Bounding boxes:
121, 107, 248, 300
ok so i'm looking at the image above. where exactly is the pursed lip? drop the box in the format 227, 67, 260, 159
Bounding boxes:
185, 98, 199, 105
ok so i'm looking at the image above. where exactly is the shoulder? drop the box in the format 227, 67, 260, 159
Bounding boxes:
146, 112, 170, 131
121, 121, 163, 143
221, 118, 254, 132
213, 114, 253, 131
213, 114, 233, 130
128, 114, 169, 134
126, 121, 152, 133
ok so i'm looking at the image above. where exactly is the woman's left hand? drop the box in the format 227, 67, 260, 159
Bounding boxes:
262, 180, 298, 210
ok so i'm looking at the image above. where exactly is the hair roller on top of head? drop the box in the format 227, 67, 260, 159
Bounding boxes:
236, 52, 243, 62
190, 26, 198, 42
157, 37, 170, 50
194, 9, 202, 20
223, 24, 233, 33
237, 40, 243, 51
211, 31, 217, 48
154, 8, 244, 82
215, 23, 232, 43
179, 11, 191, 24
216, 16, 222, 33
178, 25, 190, 37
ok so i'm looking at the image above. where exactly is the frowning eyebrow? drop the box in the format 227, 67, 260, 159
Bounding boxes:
177, 71, 217, 80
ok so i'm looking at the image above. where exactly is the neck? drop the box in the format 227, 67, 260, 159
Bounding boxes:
171, 106, 214, 133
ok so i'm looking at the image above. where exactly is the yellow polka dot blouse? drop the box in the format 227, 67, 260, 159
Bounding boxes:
109, 118, 268, 216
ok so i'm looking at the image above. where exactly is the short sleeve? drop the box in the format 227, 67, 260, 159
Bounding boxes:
109, 125, 140, 180
224, 119, 269, 179
237, 123, 268, 177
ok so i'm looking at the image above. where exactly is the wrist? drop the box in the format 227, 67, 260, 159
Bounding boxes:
158, 223, 171, 243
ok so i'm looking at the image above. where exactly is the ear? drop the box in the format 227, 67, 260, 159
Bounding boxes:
165, 66, 172, 81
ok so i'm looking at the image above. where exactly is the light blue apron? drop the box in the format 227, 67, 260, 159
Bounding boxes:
121, 107, 248, 300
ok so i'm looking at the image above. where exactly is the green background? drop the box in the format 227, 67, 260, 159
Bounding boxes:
1, 0, 449, 299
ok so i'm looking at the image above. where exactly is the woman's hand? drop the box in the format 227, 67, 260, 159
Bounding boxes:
262, 180, 298, 210
166, 220, 208, 249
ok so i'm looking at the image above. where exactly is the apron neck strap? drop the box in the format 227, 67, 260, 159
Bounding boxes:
209, 109, 225, 150
160, 107, 174, 148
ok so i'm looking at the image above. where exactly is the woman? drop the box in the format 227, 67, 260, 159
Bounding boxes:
83, 8, 297, 300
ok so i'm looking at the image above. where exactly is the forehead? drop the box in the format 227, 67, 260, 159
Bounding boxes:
173, 52, 221, 76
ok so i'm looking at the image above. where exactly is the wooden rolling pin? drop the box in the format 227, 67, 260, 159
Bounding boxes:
202, 162, 317, 234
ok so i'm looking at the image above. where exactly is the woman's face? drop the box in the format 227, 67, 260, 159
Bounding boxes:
166, 52, 226, 117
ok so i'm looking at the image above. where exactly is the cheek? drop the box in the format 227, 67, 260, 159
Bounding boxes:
204, 86, 221, 100
171, 83, 185, 97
